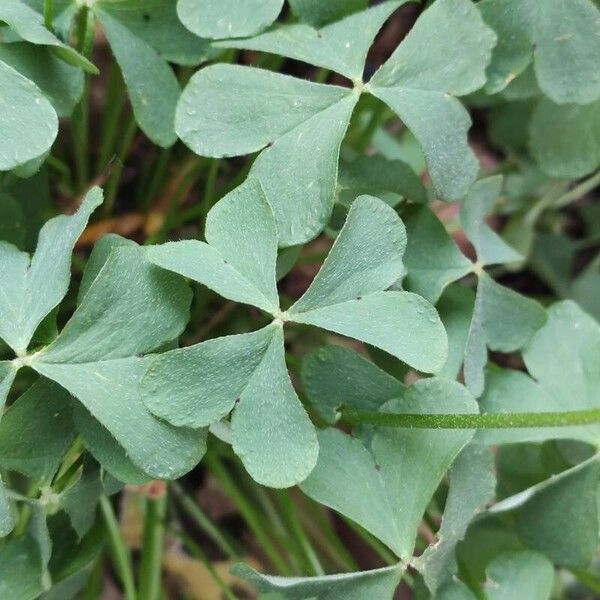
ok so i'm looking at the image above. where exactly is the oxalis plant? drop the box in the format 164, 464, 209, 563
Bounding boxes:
0, 0, 600, 598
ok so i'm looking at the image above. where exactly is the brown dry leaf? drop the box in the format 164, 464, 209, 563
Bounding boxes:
76, 212, 144, 247
163, 551, 261, 600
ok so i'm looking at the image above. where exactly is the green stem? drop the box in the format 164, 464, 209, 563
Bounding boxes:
99, 496, 137, 600
138, 495, 166, 600
43, 0, 53, 31
570, 568, 600, 594
170, 481, 237, 559
553, 168, 600, 208
341, 408, 600, 429
96, 62, 125, 174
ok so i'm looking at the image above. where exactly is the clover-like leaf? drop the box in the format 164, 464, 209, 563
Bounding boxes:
300, 378, 478, 560
301, 345, 405, 424
478, 301, 600, 445
147, 178, 279, 313
233, 563, 403, 600
177, 0, 283, 39
176, 0, 495, 243
480, 0, 600, 104
0, 187, 101, 355
529, 98, 600, 178
0, 60, 58, 172
0, 0, 97, 73
415, 443, 496, 592
367, 0, 496, 199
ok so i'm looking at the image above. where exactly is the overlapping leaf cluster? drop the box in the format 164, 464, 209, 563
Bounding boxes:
0, 0, 599, 598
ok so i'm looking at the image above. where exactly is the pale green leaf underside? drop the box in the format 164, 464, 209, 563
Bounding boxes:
0, 59, 57, 171
301, 378, 477, 559
95, 7, 180, 147
0, 362, 17, 411
460, 176, 522, 266
233, 563, 403, 600
0, 43, 83, 117
147, 179, 279, 312
290, 195, 406, 312
480, 0, 600, 104
0, 476, 14, 537
367, 0, 496, 200
177, 0, 283, 39
216, 1, 405, 80
478, 301, 600, 445
403, 205, 472, 304
0, 187, 101, 353
290, 291, 448, 374
530, 98, 600, 179
0, 0, 96, 73
301, 345, 405, 424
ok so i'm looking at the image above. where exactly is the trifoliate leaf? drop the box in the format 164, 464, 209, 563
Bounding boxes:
94, 6, 180, 147
232, 563, 403, 600
415, 444, 496, 592
142, 325, 278, 428
482, 551, 554, 600
290, 291, 447, 374
217, 1, 404, 81
0, 60, 57, 171
0, 0, 97, 73
0, 187, 101, 354
0, 43, 83, 117
460, 176, 521, 267
367, 0, 496, 200
530, 98, 600, 178
289, 196, 406, 312
300, 378, 478, 559
95, 0, 212, 66
0, 380, 75, 483
480, 0, 600, 104
403, 206, 471, 303
29, 246, 204, 479
231, 326, 318, 487
479, 301, 600, 446
338, 155, 427, 206
301, 345, 405, 424
177, 0, 283, 39
148, 179, 279, 313
176, 65, 356, 244
0, 534, 45, 600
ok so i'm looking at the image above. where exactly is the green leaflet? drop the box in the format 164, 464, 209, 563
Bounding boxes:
0, 43, 83, 117
530, 98, 600, 179
0, 362, 17, 410
94, 6, 180, 147
0, 380, 75, 484
290, 291, 447, 374
367, 0, 496, 200
233, 563, 403, 599
95, 0, 212, 66
216, 1, 405, 81
415, 444, 496, 592
177, 0, 283, 39
460, 176, 521, 267
0, 475, 14, 537
402, 206, 472, 304
480, 0, 600, 104
301, 345, 405, 424
147, 178, 280, 312
28, 246, 205, 479
0, 187, 101, 354
482, 551, 554, 600
0, 0, 97, 73
0, 59, 58, 172
288, 0, 368, 27
300, 378, 478, 560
